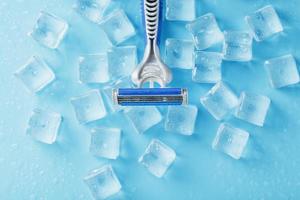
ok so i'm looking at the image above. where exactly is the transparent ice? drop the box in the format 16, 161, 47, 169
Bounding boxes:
165, 105, 198, 135
222, 31, 253, 62
29, 11, 68, 49
212, 123, 249, 159
70, 90, 107, 124
14, 56, 55, 93
200, 82, 239, 120
245, 5, 283, 42
165, 0, 195, 21
107, 46, 137, 82
84, 165, 121, 200
192, 51, 222, 83
235, 92, 271, 127
139, 139, 176, 178
100, 9, 135, 45
164, 39, 194, 69
186, 13, 224, 50
78, 54, 109, 84
74, 0, 111, 24
264, 54, 300, 88
102, 78, 132, 113
26, 108, 62, 144
89, 128, 121, 159
125, 107, 162, 134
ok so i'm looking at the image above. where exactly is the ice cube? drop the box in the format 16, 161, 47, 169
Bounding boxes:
222, 31, 253, 62
165, 0, 195, 21
107, 46, 137, 82
235, 92, 271, 127
164, 38, 194, 69
78, 54, 109, 84
14, 56, 55, 93
74, 0, 111, 24
245, 5, 283, 42
26, 108, 62, 144
124, 107, 162, 134
84, 165, 121, 200
212, 123, 249, 159
89, 128, 121, 159
29, 11, 68, 49
100, 9, 135, 45
200, 82, 239, 120
192, 51, 222, 83
164, 105, 198, 135
264, 54, 300, 88
70, 90, 107, 124
186, 13, 224, 50
139, 139, 176, 178
102, 78, 132, 113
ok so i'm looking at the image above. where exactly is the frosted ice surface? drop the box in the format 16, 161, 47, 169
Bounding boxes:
212, 123, 249, 159
29, 11, 68, 49
26, 108, 62, 144
192, 51, 222, 83
164, 38, 194, 69
14, 56, 55, 93
166, 0, 195, 21
245, 5, 283, 41
89, 128, 121, 159
139, 139, 176, 178
84, 165, 121, 199
71, 90, 107, 124
164, 105, 198, 135
200, 82, 239, 120
186, 13, 224, 50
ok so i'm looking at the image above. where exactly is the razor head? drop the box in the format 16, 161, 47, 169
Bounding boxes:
113, 88, 188, 106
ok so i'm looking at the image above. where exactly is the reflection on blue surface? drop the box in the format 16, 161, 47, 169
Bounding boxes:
1, 0, 300, 199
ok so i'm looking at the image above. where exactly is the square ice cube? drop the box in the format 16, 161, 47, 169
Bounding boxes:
164, 38, 194, 69
222, 31, 253, 61
212, 123, 249, 159
102, 78, 132, 113
186, 13, 224, 50
29, 11, 68, 49
100, 9, 135, 45
14, 56, 55, 93
192, 51, 222, 83
165, 0, 195, 21
245, 5, 283, 42
124, 107, 162, 134
164, 105, 198, 135
70, 90, 107, 124
264, 54, 300, 88
222, 31, 253, 62
78, 54, 109, 84
89, 128, 121, 159
139, 139, 176, 178
74, 0, 111, 24
200, 82, 239, 120
84, 165, 121, 200
235, 92, 271, 127
26, 108, 62, 144
107, 46, 137, 82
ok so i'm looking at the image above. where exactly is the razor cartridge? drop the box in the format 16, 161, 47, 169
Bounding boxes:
113, 0, 188, 106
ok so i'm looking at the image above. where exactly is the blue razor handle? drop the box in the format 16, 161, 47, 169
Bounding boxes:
131, 0, 172, 88
113, 0, 188, 106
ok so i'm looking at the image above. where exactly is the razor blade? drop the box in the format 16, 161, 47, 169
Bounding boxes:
113, 88, 188, 106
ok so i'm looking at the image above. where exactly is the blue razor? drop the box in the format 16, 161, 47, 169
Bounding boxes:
113, 0, 188, 106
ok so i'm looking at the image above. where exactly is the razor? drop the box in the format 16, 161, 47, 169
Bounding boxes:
113, 0, 188, 106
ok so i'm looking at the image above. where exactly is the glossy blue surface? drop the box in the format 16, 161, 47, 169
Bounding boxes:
1, 0, 300, 199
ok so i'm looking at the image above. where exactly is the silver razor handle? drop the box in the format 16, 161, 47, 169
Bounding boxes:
131, 0, 172, 88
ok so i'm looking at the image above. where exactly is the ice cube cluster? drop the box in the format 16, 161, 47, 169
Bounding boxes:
16, 0, 297, 198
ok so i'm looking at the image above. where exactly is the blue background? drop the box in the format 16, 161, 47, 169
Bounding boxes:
1, 0, 300, 199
